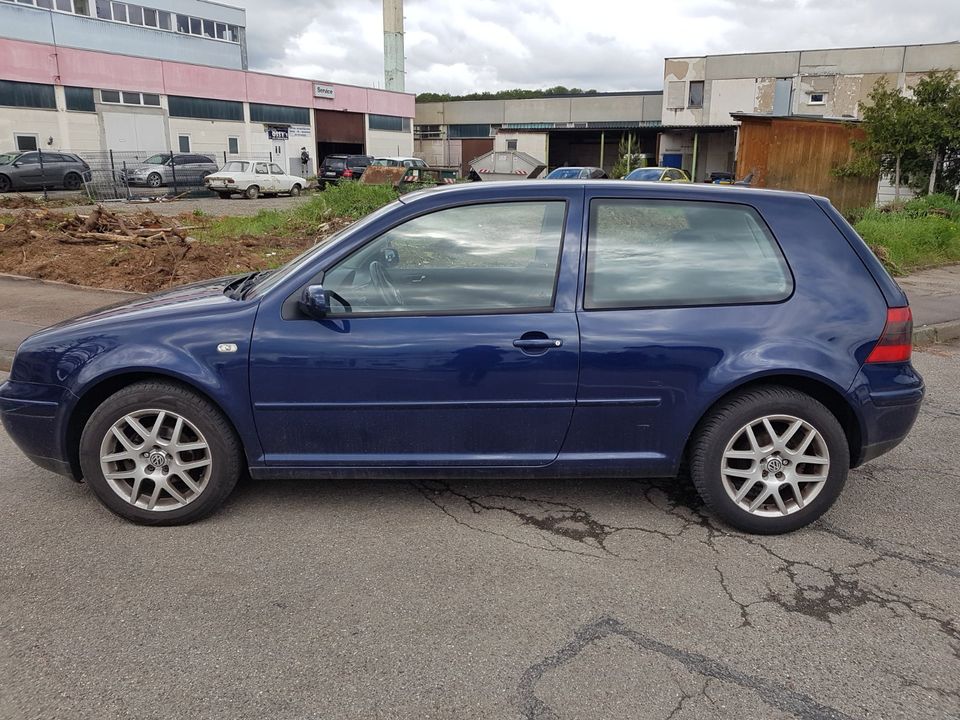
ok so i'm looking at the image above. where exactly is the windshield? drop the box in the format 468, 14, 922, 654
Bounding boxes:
0, 153, 17, 165
244, 198, 406, 299
626, 168, 664, 181
547, 168, 583, 179
143, 154, 169, 165
222, 161, 249, 172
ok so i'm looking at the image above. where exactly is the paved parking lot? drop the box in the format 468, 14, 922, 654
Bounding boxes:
1, 345, 958, 719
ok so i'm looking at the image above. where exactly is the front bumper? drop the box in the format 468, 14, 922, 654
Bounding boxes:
0, 380, 73, 477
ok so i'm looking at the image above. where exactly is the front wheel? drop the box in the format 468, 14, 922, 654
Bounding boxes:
216, 191, 232, 199
0, 175, 11, 192
689, 386, 848, 534
289, 184, 301, 197
146, 172, 163, 188
79, 381, 243, 525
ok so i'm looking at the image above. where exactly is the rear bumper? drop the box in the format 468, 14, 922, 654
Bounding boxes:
849, 363, 925, 466
0, 380, 74, 478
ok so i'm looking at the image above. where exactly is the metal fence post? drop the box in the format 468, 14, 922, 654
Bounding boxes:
121, 161, 132, 200
109, 149, 119, 199
169, 150, 178, 196
38, 149, 48, 201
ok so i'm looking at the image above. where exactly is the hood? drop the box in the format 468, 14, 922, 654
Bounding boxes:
31, 275, 243, 338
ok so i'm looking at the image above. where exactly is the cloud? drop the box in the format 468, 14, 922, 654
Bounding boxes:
228, 0, 960, 94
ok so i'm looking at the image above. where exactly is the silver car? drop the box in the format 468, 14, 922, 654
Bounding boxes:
125, 153, 219, 188
0, 151, 92, 192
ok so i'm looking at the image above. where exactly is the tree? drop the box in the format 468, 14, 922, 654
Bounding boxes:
911, 71, 960, 195
610, 134, 647, 178
839, 71, 960, 197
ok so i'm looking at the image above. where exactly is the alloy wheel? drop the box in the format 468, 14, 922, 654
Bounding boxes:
99, 409, 213, 511
720, 414, 830, 517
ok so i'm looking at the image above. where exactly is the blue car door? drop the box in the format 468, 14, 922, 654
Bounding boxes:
248, 189, 583, 468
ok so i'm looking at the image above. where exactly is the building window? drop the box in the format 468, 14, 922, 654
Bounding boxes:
127, 3, 141, 24
249, 103, 309, 125
808, 92, 827, 105
121, 90, 140, 104
666, 80, 686, 110
368, 114, 411, 132
94, 0, 110, 19
688, 81, 704, 108
448, 124, 492, 139
228, 137, 239, 154
0, 79, 56, 109
178, 135, 190, 153
15, 134, 40, 152
100, 89, 121, 103
168, 95, 243, 121
65, 86, 95, 112
111, 1, 125, 21
506, 139, 518, 151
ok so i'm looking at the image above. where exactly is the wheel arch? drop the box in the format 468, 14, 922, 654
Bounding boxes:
64, 370, 246, 481
682, 372, 865, 472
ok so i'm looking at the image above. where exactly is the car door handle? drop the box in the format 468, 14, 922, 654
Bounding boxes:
513, 337, 563, 350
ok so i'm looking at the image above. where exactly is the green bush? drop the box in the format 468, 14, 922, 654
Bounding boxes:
902, 193, 960, 221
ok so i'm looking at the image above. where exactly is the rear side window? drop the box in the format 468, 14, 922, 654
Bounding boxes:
585, 199, 792, 309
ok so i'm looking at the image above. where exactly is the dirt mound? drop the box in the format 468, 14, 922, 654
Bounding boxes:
0, 206, 345, 292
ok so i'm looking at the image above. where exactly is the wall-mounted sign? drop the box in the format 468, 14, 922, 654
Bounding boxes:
314, 84, 335, 99
288, 125, 312, 138
267, 127, 289, 140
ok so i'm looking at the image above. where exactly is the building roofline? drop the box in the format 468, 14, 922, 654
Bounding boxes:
195, 0, 246, 16
664, 39, 959, 62
730, 112, 862, 124
415, 90, 662, 104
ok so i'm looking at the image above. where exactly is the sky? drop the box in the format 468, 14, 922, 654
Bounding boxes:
229, 0, 960, 95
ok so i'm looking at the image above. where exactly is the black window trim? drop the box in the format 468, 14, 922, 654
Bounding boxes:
282, 198, 571, 320
579, 196, 796, 313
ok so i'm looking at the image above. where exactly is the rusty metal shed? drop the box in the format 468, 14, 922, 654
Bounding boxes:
732, 113, 876, 211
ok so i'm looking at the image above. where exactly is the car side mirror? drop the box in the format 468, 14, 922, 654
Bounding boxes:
12, 161, 21, 167
298, 284, 330, 319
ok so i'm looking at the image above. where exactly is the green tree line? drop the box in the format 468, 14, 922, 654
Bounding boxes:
416, 86, 600, 103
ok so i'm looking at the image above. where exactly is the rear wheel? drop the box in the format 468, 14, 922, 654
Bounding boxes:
63, 172, 82, 190
79, 381, 243, 525
245, 185, 260, 199
689, 386, 848, 534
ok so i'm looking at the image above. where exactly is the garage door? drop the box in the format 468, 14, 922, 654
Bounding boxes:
102, 112, 167, 152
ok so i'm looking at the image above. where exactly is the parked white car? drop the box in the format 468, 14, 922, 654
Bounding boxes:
370, 156, 429, 169
204, 161, 306, 199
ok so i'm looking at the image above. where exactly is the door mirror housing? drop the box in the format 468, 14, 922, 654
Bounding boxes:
12, 161, 21, 168
298, 284, 330, 319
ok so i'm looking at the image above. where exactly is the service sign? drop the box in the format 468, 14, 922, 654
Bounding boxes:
314, 84, 335, 100
267, 127, 289, 140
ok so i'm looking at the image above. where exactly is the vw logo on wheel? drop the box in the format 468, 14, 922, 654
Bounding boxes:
766, 457, 785, 473
148, 451, 167, 467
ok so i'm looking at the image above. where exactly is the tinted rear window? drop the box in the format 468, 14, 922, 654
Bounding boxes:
324, 158, 346, 169
585, 199, 792, 309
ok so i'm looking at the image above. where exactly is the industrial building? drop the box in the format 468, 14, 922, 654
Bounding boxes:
415, 41, 960, 186
0, 0, 415, 173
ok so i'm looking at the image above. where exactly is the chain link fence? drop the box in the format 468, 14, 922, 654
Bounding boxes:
74, 150, 273, 201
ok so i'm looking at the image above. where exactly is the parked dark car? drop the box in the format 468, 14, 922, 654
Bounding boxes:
0, 151, 92, 192
546, 166, 607, 179
123, 153, 219, 188
0, 181, 923, 532
319, 154, 373, 186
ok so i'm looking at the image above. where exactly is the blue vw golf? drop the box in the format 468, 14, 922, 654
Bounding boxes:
0, 182, 923, 532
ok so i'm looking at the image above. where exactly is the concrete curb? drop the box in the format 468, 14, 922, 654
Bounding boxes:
4, 322, 959, 376
912, 319, 960, 347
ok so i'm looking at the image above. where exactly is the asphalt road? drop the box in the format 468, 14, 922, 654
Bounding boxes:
1, 346, 958, 720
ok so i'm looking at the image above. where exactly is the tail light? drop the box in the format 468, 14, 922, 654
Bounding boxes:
866, 307, 913, 363
342, 168, 353, 178
226, 178, 235, 184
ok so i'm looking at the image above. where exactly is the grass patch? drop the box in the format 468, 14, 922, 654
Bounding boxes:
853, 194, 960, 275
194, 182, 401, 242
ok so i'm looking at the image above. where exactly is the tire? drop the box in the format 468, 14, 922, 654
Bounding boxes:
63, 172, 82, 190
245, 185, 260, 200
289, 184, 301, 197
78, 380, 243, 525
216, 191, 232, 200
0, 175, 10, 193
146, 172, 163, 188
689, 385, 849, 534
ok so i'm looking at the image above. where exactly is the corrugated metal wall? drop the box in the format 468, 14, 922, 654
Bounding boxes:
736, 117, 877, 211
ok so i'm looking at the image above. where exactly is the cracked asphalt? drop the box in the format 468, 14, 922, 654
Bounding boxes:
1, 344, 959, 720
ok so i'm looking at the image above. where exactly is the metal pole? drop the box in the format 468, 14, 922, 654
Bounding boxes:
626, 134, 632, 174
122, 161, 132, 200
39, 149, 48, 201
599, 131, 605, 173
169, 151, 178, 195
224, 150, 227, 165
109, 149, 119, 199
691, 132, 699, 182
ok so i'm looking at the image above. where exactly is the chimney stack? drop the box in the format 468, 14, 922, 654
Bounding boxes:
383, 0, 404, 92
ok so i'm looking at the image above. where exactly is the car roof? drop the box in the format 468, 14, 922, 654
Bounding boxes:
398, 179, 820, 205
627, 167, 672, 172
375, 156, 420, 161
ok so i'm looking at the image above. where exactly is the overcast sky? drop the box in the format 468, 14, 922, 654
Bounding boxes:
229, 0, 960, 95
